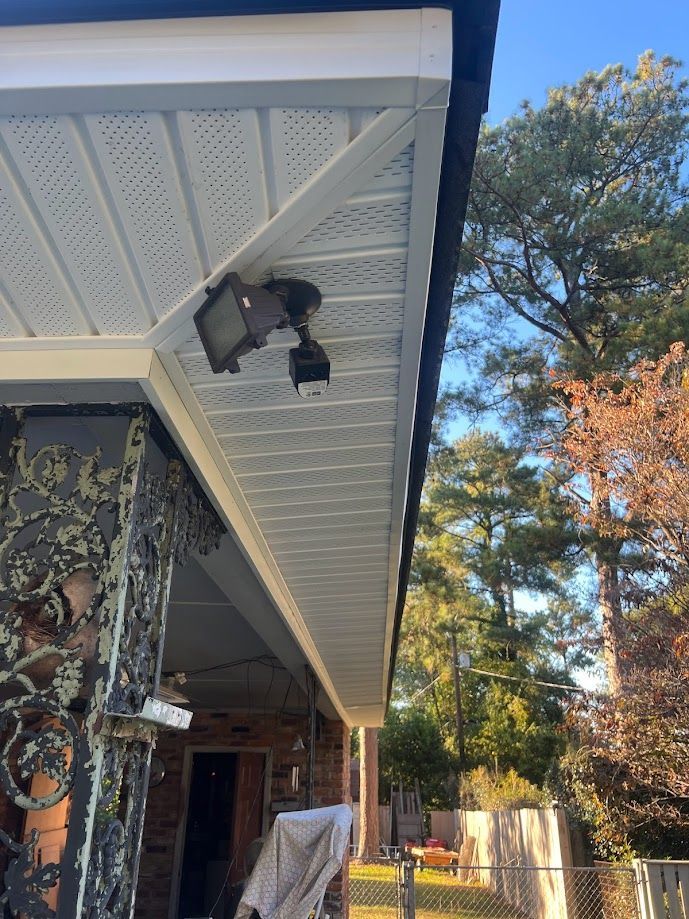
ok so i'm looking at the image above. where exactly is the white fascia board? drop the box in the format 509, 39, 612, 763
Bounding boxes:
341, 704, 386, 729
381, 105, 448, 699
0, 8, 452, 115
417, 7, 453, 108
0, 347, 154, 380
0, 336, 146, 351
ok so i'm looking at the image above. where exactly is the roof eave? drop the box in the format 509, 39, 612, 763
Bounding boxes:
0, 0, 501, 719
388, 0, 500, 704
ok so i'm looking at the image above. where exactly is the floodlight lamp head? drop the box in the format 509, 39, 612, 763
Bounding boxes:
193, 273, 324, 376
193, 272, 289, 374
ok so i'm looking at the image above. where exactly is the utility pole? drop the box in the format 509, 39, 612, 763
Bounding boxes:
449, 631, 467, 773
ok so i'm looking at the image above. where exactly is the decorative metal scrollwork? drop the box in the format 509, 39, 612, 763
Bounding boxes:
109, 469, 168, 717
0, 405, 224, 918
0, 420, 121, 917
174, 478, 224, 566
0, 827, 60, 919
83, 739, 143, 919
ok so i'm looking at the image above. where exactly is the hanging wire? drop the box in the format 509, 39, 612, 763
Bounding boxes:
465, 666, 585, 692
263, 662, 276, 716
180, 654, 284, 678
408, 668, 584, 704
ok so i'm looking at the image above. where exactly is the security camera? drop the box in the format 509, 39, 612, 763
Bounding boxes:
289, 333, 330, 399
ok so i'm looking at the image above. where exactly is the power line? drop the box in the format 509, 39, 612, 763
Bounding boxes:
407, 667, 584, 702
465, 666, 584, 693
408, 674, 442, 702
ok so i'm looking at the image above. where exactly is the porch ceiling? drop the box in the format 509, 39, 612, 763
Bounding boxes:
0, 8, 452, 725
165, 558, 310, 714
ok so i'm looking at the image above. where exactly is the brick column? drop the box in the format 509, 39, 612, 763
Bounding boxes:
315, 719, 351, 919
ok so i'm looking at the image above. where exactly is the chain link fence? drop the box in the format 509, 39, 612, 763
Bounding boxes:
349, 859, 641, 919
350, 858, 402, 918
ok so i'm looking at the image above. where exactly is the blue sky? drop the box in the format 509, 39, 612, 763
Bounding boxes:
486, 0, 689, 125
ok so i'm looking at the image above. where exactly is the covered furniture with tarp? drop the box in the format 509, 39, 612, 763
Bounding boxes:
235, 804, 352, 919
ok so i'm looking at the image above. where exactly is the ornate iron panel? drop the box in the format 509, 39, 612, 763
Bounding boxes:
0, 404, 223, 918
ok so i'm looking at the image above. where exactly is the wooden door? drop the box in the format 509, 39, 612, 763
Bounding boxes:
230, 752, 265, 883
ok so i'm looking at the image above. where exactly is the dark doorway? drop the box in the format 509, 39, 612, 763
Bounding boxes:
178, 751, 237, 919
177, 750, 267, 919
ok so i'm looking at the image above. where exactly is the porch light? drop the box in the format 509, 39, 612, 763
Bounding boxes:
194, 273, 330, 398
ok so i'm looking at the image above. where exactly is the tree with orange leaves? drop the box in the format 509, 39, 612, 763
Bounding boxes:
555, 344, 689, 857
558, 342, 689, 565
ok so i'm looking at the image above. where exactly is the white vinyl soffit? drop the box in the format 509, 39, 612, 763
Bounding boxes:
0, 8, 452, 726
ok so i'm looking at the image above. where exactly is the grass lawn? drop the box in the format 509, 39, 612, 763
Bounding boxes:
350, 862, 527, 919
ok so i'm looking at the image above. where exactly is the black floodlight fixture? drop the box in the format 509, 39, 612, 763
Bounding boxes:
194, 272, 289, 374
194, 273, 331, 398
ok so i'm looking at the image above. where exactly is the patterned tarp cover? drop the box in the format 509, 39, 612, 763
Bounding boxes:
235, 804, 352, 919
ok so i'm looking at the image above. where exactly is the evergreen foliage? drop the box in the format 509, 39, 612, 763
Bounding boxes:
378, 708, 455, 810
381, 54, 689, 860
445, 51, 689, 690
449, 53, 689, 438
394, 432, 589, 786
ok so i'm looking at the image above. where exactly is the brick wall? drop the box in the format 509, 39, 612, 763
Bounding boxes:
315, 718, 351, 919
135, 711, 350, 919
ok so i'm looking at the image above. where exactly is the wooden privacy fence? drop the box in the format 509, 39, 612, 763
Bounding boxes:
635, 860, 689, 919
432, 807, 573, 869
428, 810, 689, 918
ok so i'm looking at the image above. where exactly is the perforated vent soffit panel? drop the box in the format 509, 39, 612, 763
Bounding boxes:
0, 9, 452, 724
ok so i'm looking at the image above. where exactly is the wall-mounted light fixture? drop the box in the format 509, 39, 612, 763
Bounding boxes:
194, 272, 330, 398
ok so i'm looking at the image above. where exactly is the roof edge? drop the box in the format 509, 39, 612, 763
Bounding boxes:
0, 1, 455, 27
387, 0, 500, 703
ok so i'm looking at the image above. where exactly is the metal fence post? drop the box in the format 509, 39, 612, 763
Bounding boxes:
403, 859, 416, 919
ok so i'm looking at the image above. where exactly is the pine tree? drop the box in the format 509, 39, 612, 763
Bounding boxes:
394, 433, 588, 784
357, 727, 380, 857
448, 53, 689, 689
